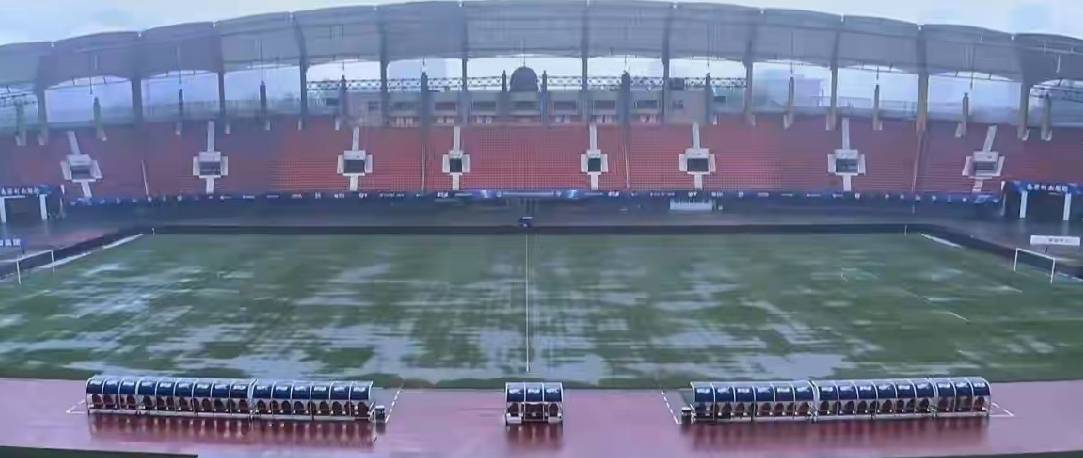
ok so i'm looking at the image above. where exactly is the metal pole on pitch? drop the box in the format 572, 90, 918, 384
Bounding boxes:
51, 250, 55, 272
15, 259, 21, 285
1051, 259, 1057, 284
1013, 249, 1019, 271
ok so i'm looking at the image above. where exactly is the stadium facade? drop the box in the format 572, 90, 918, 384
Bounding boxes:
0, 0, 1081, 222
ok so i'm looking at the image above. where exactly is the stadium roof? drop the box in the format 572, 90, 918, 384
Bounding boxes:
2, 0, 1083, 89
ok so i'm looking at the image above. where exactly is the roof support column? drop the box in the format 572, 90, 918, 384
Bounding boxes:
34, 86, 48, 146
915, 30, 928, 136
498, 71, 509, 123
379, 62, 389, 127
872, 83, 882, 131
827, 64, 839, 131
742, 27, 757, 127
661, 56, 670, 125
660, 9, 673, 125
14, 102, 26, 146
378, 17, 390, 127
214, 33, 228, 134
93, 97, 105, 141
580, 55, 591, 122
912, 70, 929, 194
259, 81, 269, 130
911, 31, 929, 194
419, 72, 431, 128
620, 72, 632, 127
540, 72, 550, 127
1017, 81, 1032, 140
703, 74, 713, 125
131, 78, 144, 126
175, 87, 185, 135
742, 59, 755, 126
298, 65, 308, 129
956, 93, 969, 138
293, 21, 309, 130
460, 56, 469, 125
459, 19, 470, 126
1041, 93, 1053, 141
335, 76, 348, 130
217, 70, 227, 125
916, 72, 929, 135
460, 57, 468, 92
826, 29, 840, 131
784, 76, 795, 129
581, 55, 589, 92
580, 6, 592, 123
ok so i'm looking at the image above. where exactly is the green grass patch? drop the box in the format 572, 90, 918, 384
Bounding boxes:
0, 233, 1081, 388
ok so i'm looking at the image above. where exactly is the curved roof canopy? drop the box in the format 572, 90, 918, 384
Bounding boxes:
1, 0, 1080, 89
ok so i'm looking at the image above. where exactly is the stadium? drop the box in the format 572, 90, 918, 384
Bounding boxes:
1, 0, 1083, 457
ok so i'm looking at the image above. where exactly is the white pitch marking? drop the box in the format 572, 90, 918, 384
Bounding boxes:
939, 311, 970, 322
659, 390, 680, 425
11, 250, 50, 264
920, 233, 962, 249
383, 385, 404, 425
65, 399, 87, 414
41, 234, 144, 270
991, 402, 1015, 418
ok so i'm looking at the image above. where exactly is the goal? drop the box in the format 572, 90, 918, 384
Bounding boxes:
0, 250, 55, 285
1012, 248, 1059, 284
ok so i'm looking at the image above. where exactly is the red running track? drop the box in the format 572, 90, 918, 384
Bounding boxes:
1, 378, 1082, 457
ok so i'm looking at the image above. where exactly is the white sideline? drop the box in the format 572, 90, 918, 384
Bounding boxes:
41, 234, 144, 270
920, 234, 962, 249
659, 390, 680, 425
383, 385, 404, 425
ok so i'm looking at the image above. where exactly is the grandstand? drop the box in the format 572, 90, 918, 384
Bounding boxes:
1, 1, 1083, 457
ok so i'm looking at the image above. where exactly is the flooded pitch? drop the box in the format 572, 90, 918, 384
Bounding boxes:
0, 232, 1081, 387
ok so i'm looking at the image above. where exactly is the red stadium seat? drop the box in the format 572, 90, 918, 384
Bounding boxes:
1, 115, 1078, 197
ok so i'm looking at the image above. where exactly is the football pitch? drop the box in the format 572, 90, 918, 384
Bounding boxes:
0, 232, 1081, 388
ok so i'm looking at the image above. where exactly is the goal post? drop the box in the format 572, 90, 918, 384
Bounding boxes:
1012, 248, 1058, 284
0, 250, 55, 285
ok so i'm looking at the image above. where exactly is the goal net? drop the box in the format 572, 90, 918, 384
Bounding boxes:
0, 250, 55, 285
1012, 248, 1061, 283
